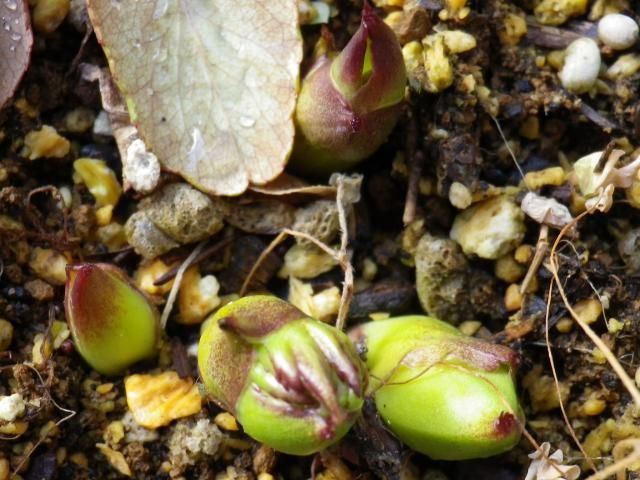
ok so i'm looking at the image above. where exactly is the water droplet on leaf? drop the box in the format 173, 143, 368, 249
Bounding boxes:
239, 116, 255, 128
2, 0, 18, 12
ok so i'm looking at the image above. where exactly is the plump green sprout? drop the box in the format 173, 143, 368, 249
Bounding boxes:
350, 316, 524, 460
291, 1, 407, 175
64, 263, 160, 375
198, 295, 367, 455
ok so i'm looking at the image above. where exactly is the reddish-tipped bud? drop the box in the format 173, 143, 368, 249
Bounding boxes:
350, 316, 524, 460
292, 2, 406, 175
64, 263, 160, 375
198, 295, 366, 455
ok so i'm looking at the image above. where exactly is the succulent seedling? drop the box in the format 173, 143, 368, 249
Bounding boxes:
292, 1, 407, 175
64, 263, 160, 375
198, 295, 366, 455
350, 315, 524, 460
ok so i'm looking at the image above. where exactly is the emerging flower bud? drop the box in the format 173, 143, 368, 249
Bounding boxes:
350, 316, 523, 460
292, 2, 406, 175
64, 263, 160, 375
198, 295, 366, 455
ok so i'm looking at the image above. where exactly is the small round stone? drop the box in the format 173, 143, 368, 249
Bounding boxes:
559, 37, 601, 94
598, 13, 639, 50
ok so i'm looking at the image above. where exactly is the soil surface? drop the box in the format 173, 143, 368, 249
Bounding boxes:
2, 0, 640, 479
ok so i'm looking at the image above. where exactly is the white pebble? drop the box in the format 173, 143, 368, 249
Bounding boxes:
450, 196, 525, 260
559, 37, 601, 94
92, 110, 113, 137
0, 394, 26, 422
123, 138, 161, 194
598, 13, 639, 50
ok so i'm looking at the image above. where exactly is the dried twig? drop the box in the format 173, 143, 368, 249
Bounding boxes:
490, 114, 528, 186
525, 19, 595, 49
584, 438, 640, 480
544, 281, 597, 472
521, 225, 549, 295
334, 176, 355, 331
241, 175, 358, 331
5, 364, 76, 475
160, 241, 206, 329
548, 204, 640, 407
26, 185, 69, 237
402, 107, 422, 225
154, 235, 233, 286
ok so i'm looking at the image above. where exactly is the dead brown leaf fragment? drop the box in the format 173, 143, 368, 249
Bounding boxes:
0, 0, 33, 110
87, 0, 302, 195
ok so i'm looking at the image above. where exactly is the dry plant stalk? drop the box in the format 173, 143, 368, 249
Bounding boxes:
548, 207, 640, 408
544, 281, 596, 472
584, 438, 640, 480
160, 241, 206, 329
541, 196, 640, 477
241, 176, 356, 330
3, 363, 76, 476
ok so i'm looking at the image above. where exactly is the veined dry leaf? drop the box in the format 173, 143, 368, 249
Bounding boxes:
87, 0, 302, 195
249, 172, 337, 201
0, 0, 33, 110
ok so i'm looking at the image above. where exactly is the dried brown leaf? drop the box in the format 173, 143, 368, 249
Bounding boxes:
0, 0, 33, 110
87, 0, 302, 195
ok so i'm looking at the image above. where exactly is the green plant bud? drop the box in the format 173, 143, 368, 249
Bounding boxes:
198, 295, 366, 455
64, 263, 160, 375
291, 1, 406, 175
350, 316, 523, 460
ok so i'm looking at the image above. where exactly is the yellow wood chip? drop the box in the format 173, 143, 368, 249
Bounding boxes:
96, 443, 132, 477
125, 371, 202, 429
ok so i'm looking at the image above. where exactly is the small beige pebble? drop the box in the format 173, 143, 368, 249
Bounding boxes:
178, 267, 221, 325
69, 452, 89, 468
24, 279, 54, 302
0, 393, 26, 422
96, 383, 114, 395
96, 443, 132, 477
33, 0, 70, 34
494, 254, 526, 283
64, 107, 95, 133
21, 125, 70, 160
0, 458, 10, 480
598, 13, 639, 50
214, 412, 239, 431
450, 196, 526, 259
123, 139, 161, 194
555, 318, 574, 333
0, 319, 13, 351
458, 320, 482, 336
523, 167, 565, 190
514, 245, 534, 264
559, 37, 601, 93
573, 298, 602, 325
448, 181, 472, 209
582, 398, 606, 416
504, 284, 523, 312
29, 247, 69, 285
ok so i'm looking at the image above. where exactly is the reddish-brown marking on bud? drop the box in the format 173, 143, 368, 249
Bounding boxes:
216, 301, 304, 340
493, 412, 518, 439
66, 264, 119, 340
